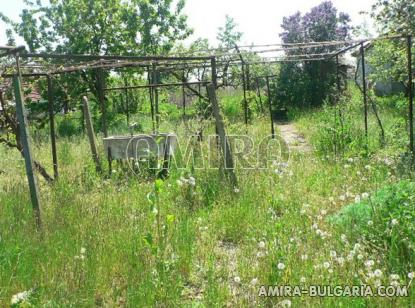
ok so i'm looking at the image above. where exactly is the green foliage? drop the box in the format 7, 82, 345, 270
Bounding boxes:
277, 1, 351, 107
57, 112, 82, 137
330, 180, 415, 271
217, 15, 242, 49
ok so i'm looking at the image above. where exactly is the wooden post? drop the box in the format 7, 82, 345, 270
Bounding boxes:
124, 78, 130, 127
407, 35, 414, 156
82, 96, 102, 173
266, 76, 275, 139
207, 84, 237, 186
182, 84, 186, 117
153, 63, 160, 131
96, 67, 108, 137
256, 77, 264, 112
13, 65, 42, 228
211, 57, 217, 89
47, 75, 58, 179
148, 66, 156, 133
361, 43, 368, 138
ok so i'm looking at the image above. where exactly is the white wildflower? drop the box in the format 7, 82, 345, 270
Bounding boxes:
258, 241, 266, 249
391, 219, 399, 226
300, 277, 306, 283
234, 276, 241, 284
365, 260, 375, 268
330, 250, 337, 258
301, 254, 308, 261
355, 195, 361, 203
323, 262, 330, 269
251, 278, 259, 286
408, 272, 415, 279
11, 289, 32, 305
367, 220, 373, 226
188, 176, 196, 186
234, 187, 240, 193
362, 192, 370, 199
277, 262, 285, 270
390, 274, 399, 281
280, 299, 292, 307
374, 269, 383, 278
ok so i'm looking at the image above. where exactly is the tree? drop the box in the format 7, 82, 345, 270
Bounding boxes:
277, 1, 351, 107
371, 0, 415, 35
366, 0, 414, 95
217, 15, 243, 49
0, 0, 192, 131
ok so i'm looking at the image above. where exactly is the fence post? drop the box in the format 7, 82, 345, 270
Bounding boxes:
82, 96, 102, 173
266, 76, 275, 139
207, 84, 237, 186
13, 69, 42, 229
96, 67, 108, 137
360, 43, 368, 138
407, 35, 414, 156
47, 75, 59, 179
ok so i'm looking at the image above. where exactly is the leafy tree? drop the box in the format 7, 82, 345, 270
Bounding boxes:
217, 15, 243, 49
366, 0, 414, 95
371, 0, 415, 35
0, 0, 192, 137
277, 1, 351, 107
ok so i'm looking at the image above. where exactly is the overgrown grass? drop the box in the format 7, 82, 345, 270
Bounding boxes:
1, 89, 414, 306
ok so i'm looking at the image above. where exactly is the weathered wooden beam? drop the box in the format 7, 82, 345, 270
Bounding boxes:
13, 70, 42, 229
408, 35, 414, 156
47, 75, 59, 179
266, 76, 275, 139
360, 43, 368, 138
82, 96, 102, 173
96, 67, 108, 137
207, 84, 237, 186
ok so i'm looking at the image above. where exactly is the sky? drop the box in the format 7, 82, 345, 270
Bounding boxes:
0, 0, 376, 47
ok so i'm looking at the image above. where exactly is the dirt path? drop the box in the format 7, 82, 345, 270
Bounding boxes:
276, 121, 311, 153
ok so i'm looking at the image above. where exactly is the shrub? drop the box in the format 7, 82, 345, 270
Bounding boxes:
330, 180, 415, 271
57, 112, 82, 137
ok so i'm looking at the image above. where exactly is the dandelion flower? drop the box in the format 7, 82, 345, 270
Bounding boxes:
277, 262, 285, 270
330, 251, 337, 258
323, 262, 330, 269
362, 192, 370, 199
300, 277, 306, 283
280, 299, 292, 307
234, 276, 241, 283
367, 220, 373, 226
390, 274, 399, 281
408, 272, 415, 280
374, 269, 383, 277
365, 260, 375, 268
11, 290, 32, 305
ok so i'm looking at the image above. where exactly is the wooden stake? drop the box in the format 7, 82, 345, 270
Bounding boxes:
47, 75, 58, 179
266, 76, 275, 139
96, 67, 108, 137
13, 72, 42, 228
82, 96, 102, 173
207, 84, 237, 186
407, 35, 414, 156
361, 43, 368, 138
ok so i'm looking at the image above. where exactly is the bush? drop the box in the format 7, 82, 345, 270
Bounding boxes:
329, 180, 415, 271
57, 113, 82, 137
